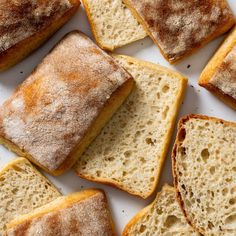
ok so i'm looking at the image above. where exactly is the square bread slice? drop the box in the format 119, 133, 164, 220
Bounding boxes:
75, 54, 187, 199
0, 0, 80, 71
0, 157, 61, 235
172, 114, 236, 235
0, 31, 134, 176
4, 189, 115, 236
123, 185, 199, 236
123, 0, 235, 63
199, 27, 236, 110
82, 0, 147, 51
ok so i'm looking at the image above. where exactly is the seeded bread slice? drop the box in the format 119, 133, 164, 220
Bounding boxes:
199, 27, 236, 110
75, 55, 187, 199
0, 158, 61, 235
173, 114, 236, 235
123, 185, 199, 236
82, 0, 147, 51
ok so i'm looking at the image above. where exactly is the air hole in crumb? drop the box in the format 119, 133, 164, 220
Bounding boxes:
164, 215, 181, 228
139, 225, 146, 233
96, 171, 101, 177
208, 221, 214, 229
222, 188, 228, 196
201, 149, 210, 162
124, 151, 132, 157
210, 166, 215, 175
178, 128, 186, 142
146, 138, 154, 146
229, 198, 235, 205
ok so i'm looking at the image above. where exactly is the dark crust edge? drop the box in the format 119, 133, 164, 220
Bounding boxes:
172, 114, 236, 235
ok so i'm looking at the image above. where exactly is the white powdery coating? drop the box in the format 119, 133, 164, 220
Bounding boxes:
127, 186, 199, 236
6, 193, 113, 236
126, 0, 234, 61
175, 118, 236, 235
0, 0, 72, 52
85, 0, 146, 49
0, 32, 131, 171
76, 56, 183, 198
210, 45, 236, 100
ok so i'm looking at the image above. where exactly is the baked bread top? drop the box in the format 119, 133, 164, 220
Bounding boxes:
0, 31, 133, 174
210, 45, 236, 100
123, 0, 235, 63
4, 189, 115, 236
0, 0, 75, 53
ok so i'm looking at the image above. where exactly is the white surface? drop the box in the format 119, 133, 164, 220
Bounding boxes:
0, 1, 235, 235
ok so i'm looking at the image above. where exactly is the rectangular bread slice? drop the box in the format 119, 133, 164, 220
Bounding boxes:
0, 0, 80, 71
4, 189, 115, 236
75, 54, 187, 199
82, 0, 147, 51
123, 0, 235, 63
172, 114, 236, 235
0, 157, 61, 235
0, 31, 134, 176
199, 27, 236, 110
123, 185, 199, 236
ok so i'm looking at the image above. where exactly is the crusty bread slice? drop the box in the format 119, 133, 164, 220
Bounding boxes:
123, 0, 235, 63
0, 0, 80, 71
172, 114, 236, 235
0, 31, 134, 176
199, 27, 236, 110
0, 158, 61, 235
82, 0, 146, 51
75, 55, 187, 199
123, 185, 199, 236
4, 189, 115, 236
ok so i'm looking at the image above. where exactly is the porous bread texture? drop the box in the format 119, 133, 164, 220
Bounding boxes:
123, 185, 199, 236
5, 189, 115, 236
173, 115, 236, 235
82, 0, 146, 50
0, 158, 61, 235
75, 55, 187, 199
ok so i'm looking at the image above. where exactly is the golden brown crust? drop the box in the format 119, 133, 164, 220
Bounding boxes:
199, 27, 236, 110
123, 0, 235, 64
0, 0, 80, 71
5, 189, 116, 236
172, 114, 236, 235
0, 31, 134, 175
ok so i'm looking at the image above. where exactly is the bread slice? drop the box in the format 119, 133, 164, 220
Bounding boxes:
123, 185, 199, 236
75, 54, 187, 199
0, 31, 134, 176
82, 0, 146, 51
4, 189, 115, 236
199, 27, 236, 110
123, 0, 235, 63
0, 157, 61, 235
172, 114, 236, 235
0, 0, 80, 71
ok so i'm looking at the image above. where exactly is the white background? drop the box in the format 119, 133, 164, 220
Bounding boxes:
0, 1, 235, 235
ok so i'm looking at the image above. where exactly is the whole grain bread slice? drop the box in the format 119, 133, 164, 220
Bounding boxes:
123, 185, 199, 236
82, 0, 147, 51
75, 54, 187, 199
172, 114, 236, 235
0, 157, 61, 235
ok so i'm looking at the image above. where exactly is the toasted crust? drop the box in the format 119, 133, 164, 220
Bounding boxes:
172, 114, 236, 235
5, 189, 116, 236
123, 0, 235, 64
75, 54, 188, 199
199, 27, 236, 110
0, 0, 80, 71
0, 31, 134, 176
